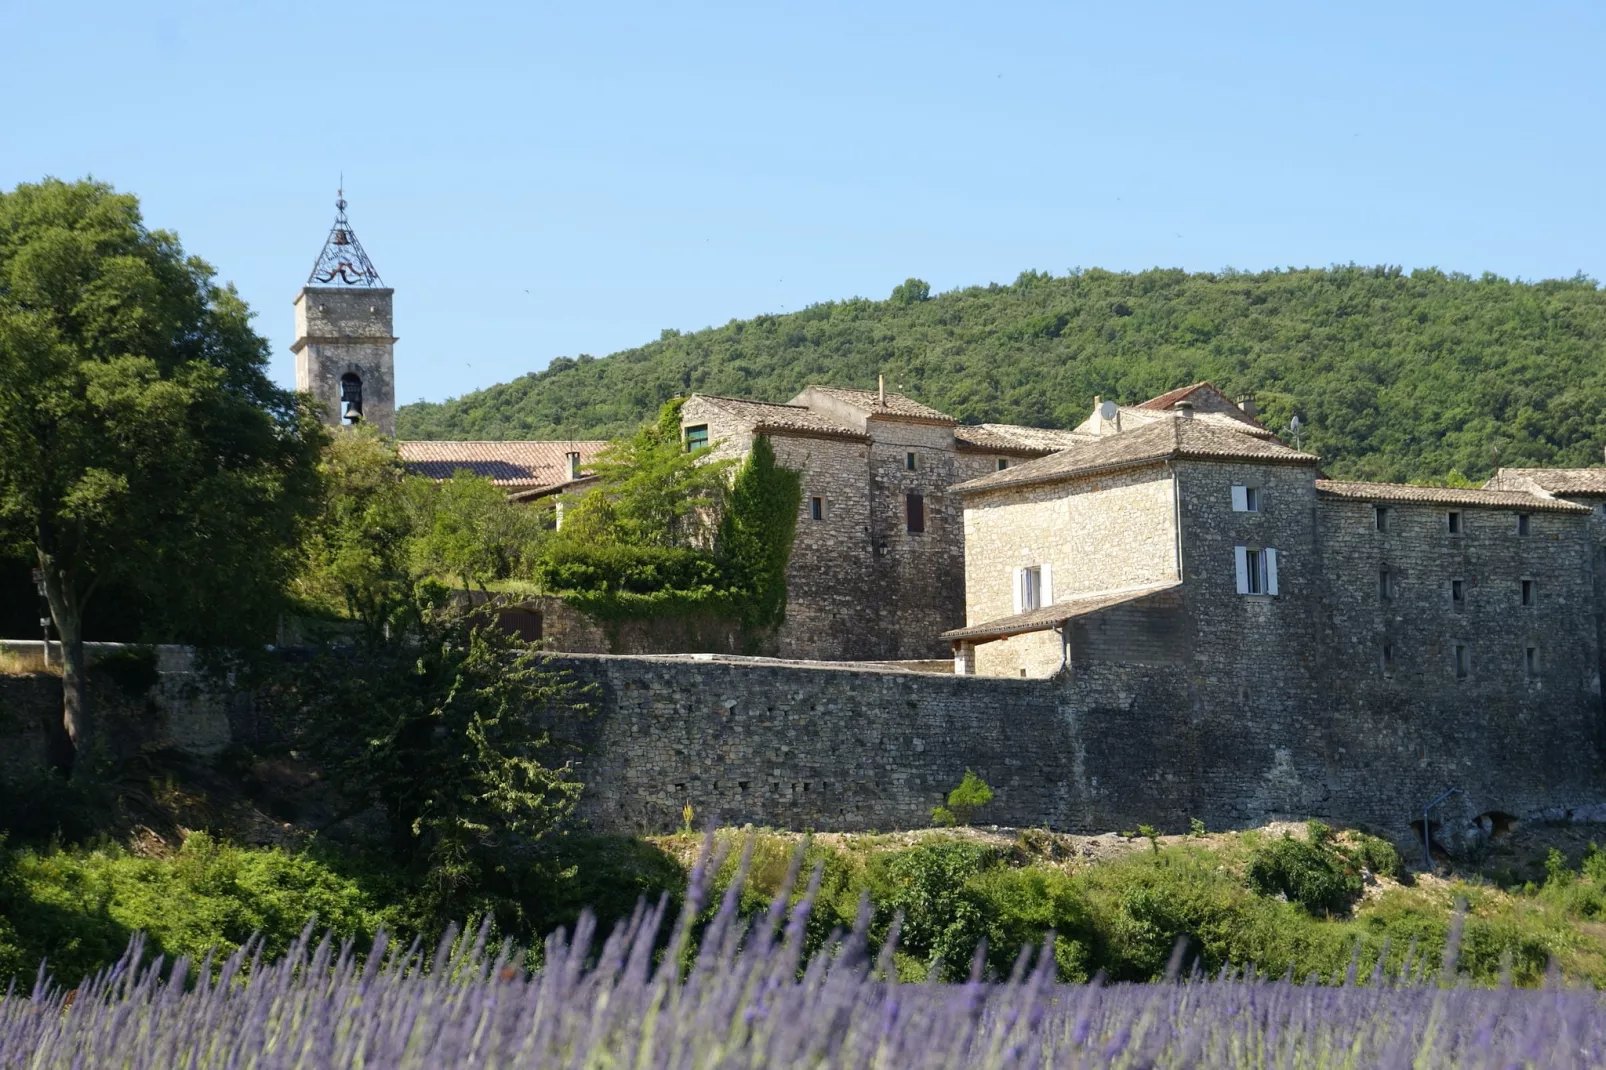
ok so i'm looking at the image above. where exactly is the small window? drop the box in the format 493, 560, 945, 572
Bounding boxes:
905, 452, 917, 471
1021, 566, 1042, 612
997, 458, 1009, 471
1235, 546, 1279, 595
1382, 643, 1395, 676
1375, 506, 1389, 533
1246, 549, 1267, 594
1379, 568, 1392, 601
810, 496, 824, 521
1517, 513, 1531, 536
685, 425, 709, 452
905, 493, 925, 533
1525, 646, 1539, 678
1521, 579, 1534, 606
1447, 511, 1462, 535
1231, 485, 1260, 512
1451, 578, 1464, 608
1453, 643, 1469, 680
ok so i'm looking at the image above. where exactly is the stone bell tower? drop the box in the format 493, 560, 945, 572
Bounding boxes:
292, 190, 397, 436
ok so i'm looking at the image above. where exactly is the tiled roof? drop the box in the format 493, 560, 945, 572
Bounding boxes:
955, 424, 1092, 454
1315, 480, 1591, 514
1135, 381, 1218, 411
692, 395, 869, 440
1485, 468, 1606, 497
941, 582, 1182, 642
398, 440, 610, 488
806, 386, 956, 423
953, 417, 1317, 495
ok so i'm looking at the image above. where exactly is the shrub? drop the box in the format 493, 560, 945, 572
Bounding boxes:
934, 770, 993, 827
1247, 833, 1363, 916
866, 843, 996, 979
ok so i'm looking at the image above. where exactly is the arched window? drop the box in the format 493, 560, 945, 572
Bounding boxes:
339, 373, 364, 425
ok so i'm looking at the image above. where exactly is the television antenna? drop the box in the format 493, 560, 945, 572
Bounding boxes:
1286, 415, 1304, 450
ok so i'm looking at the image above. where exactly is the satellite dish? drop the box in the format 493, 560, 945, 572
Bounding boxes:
1290, 415, 1302, 431
1098, 400, 1119, 421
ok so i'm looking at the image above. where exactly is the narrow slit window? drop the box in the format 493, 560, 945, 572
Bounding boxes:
1521, 579, 1535, 606
1525, 646, 1539, 678
1447, 511, 1462, 535
1453, 643, 1469, 680
1517, 513, 1531, 536
809, 496, 824, 521
1375, 506, 1389, 533
1451, 579, 1464, 609
905, 493, 925, 534
905, 452, 917, 471
1379, 568, 1392, 601
1382, 643, 1395, 676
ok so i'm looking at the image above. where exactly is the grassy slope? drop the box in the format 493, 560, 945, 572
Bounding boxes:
398, 266, 1606, 483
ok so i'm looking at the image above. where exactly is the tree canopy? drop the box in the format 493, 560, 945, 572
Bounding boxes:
399, 266, 1606, 483
0, 178, 323, 767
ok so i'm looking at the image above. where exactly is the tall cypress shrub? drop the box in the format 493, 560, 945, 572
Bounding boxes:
717, 436, 802, 630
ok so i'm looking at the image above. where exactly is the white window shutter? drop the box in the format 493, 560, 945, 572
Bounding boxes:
1012, 568, 1024, 613
1041, 562, 1054, 606
1231, 485, 1248, 512
1266, 548, 1279, 595
1234, 546, 1249, 594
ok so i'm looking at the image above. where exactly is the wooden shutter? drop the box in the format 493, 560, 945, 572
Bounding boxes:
1266, 548, 1279, 595
1041, 562, 1054, 606
1231, 485, 1248, 512
1012, 568, 1024, 613
1234, 546, 1249, 594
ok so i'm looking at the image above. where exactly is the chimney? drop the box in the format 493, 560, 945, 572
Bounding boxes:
878, 375, 886, 407
1175, 400, 1195, 419
1236, 392, 1259, 420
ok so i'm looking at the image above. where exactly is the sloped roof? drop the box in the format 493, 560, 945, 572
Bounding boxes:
805, 386, 956, 424
954, 416, 1318, 495
955, 424, 1093, 454
941, 582, 1182, 642
398, 440, 611, 489
691, 395, 869, 440
1485, 468, 1606, 497
1316, 480, 1590, 514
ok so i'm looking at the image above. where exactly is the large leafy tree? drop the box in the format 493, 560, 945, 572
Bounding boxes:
0, 178, 323, 771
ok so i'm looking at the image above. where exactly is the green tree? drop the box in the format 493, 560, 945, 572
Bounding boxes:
715, 435, 802, 629
409, 470, 546, 594
559, 398, 732, 548
0, 178, 323, 770
276, 597, 590, 926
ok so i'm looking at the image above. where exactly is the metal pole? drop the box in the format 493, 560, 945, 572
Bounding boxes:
1421, 787, 1463, 871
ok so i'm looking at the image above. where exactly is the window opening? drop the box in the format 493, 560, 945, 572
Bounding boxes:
1231, 485, 1261, 512
1375, 506, 1389, 533
1453, 643, 1469, 680
339, 373, 364, 425
997, 458, 1009, 471
905, 452, 917, 471
1517, 513, 1531, 536
685, 425, 709, 452
1382, 643, 1395, 676
1246, 549, 1267, 594
1448, 511, 1462, 535
1521, 579, 1534, 606
810, 496, 824, 521
1235, 546, 1278, 595
1525, 646, 1539, 678
1451, 579, 1464, 609
1379, 568, 1392, 601
1021, 566, 1042, 612
905, 493, 925, 533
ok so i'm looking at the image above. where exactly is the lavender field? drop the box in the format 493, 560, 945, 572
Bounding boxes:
4, 848, 1603, 1069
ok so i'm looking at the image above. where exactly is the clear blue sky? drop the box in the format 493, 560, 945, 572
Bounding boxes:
4, 1, 1602, 405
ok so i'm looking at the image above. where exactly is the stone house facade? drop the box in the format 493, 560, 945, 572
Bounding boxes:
680, 386, 1085, 660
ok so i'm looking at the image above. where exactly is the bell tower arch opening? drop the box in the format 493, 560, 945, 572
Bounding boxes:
292, 189, 397, 436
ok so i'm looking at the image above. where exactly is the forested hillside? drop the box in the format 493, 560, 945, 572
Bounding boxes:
397, 266, 1606, 483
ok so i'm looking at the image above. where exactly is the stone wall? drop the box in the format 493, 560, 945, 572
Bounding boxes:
293, 286, 396, 436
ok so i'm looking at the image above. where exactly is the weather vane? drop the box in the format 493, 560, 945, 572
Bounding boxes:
307, 183, 383, 287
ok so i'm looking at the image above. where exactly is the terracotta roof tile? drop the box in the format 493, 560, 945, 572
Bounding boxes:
1315, 480, 1590, 514
398, 440, 610, 488
692, 395, 869, 440
954, 417, 1317, 495
941, 582, 1182, 642
955, 424, 1093, 454
1485, 468, 1606, 497
806, 386, 956, 423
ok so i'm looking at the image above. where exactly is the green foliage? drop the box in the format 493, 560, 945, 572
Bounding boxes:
398, 265, 1606, 485
715, 436, 802, 630
865, 842, 996, 979
1246, 831, 1364, 915
0, 833, 394, 987
272, 600, 591, 928
942, 769, 994, 826
409, 469, 547, 593
1190, 817, 1207, 838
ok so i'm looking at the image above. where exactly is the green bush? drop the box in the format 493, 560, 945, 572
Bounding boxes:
1246, 833, 1363, 916
932, 770, 993, 827
866, 842, 996, 979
